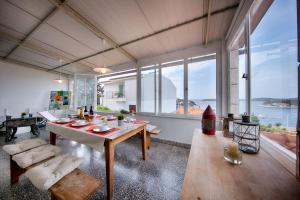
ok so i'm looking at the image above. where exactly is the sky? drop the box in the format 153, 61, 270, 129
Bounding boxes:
241, 0, 298, 99
161, 59, 216, 100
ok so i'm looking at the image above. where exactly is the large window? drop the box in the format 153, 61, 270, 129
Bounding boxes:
250, 0, 297, 154
229, 0, 297, 156
139, 56, 216, 116
188, 57, 216, 115
98, 71, 137, 112
161, 64, 184, 114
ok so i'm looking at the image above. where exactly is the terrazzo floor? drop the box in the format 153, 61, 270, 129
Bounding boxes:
0, 129, 190, 200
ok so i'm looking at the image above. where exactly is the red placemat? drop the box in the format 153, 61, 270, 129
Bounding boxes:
67, 123, 92, 129
86, 126, 120, 135
132, 119, 145, 124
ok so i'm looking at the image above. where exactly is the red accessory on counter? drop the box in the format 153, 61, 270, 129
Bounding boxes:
202, 105, 216, 135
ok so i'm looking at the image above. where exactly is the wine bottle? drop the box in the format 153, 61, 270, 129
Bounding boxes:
84, 106, 88, 116
89, 106, 94, 115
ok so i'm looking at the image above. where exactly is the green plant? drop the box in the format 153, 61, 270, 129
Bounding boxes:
120, 109, 130, 114
21, 112, 27, 116
96, 105, 111, 111
117, 113, 124, 120
251, 115, 260, 123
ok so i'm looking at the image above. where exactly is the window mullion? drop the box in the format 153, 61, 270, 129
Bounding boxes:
184, 59, 188, 115
245, 14, 251, 115
158, 64, 162, 114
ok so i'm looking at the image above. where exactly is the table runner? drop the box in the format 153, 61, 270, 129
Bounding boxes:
46, 122, 106, 152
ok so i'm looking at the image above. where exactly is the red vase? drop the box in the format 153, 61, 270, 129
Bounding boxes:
202, 105, 216, 135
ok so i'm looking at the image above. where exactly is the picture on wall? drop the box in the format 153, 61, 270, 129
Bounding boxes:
49, 91, 71, 110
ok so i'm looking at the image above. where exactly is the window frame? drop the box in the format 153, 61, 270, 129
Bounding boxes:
138, 54, 217, 118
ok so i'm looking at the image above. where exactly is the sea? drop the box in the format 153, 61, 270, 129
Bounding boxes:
194, 100, 297, 129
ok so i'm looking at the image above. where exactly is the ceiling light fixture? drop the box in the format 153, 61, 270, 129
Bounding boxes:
53, 73, 64, 84
93, 67, 112, 74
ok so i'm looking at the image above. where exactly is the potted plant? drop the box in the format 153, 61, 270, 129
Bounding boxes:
21, 112, 27, 118
117, 113, 124, 126
120, 109, 130, 115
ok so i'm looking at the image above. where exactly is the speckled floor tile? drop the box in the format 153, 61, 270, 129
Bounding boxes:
0, 129, 190, 200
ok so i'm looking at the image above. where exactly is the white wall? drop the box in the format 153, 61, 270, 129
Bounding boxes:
135, 114, 201, 144
0, 60, 68, 118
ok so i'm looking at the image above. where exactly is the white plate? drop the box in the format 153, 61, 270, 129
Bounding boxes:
71, 121, 88, 127
94, 125, 111, 132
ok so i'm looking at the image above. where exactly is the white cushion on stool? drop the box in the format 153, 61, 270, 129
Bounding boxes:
146, 124, 157, 132
2, 138, 47, 155
12, 144, 61, 168
25, 154, 84, 190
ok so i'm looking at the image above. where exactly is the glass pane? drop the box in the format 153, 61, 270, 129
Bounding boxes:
75, 75, 95, 108
161, 65, 184, 114
141, 69, 155, 112
98, 72, 137, 112
188, 58, 216, 115
250, 0, 297, 154
239, 46, 246, 115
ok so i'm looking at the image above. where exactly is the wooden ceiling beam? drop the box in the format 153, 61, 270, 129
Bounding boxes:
49, 3, 239, 71
1, 57, 70, 76
205, 0, 212, 46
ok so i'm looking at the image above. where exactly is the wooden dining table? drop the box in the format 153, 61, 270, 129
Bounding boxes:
46, 119, 147, 200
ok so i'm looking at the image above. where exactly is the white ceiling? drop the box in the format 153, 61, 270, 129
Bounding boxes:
0, 0, 239, 74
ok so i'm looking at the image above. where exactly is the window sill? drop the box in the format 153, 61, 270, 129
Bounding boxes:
260, 135, 296, 176
136, 112, 201, 121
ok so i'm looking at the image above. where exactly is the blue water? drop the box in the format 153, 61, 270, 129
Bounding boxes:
194, 100, 297, 129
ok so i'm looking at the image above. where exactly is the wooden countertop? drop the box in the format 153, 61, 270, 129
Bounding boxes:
181, 129, 300, 200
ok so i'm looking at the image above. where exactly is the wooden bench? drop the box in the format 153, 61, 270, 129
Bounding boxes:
5, 139, 103, 200
146, 128, 160, 149
49, 169, 103, 200
10, 154, 103, 200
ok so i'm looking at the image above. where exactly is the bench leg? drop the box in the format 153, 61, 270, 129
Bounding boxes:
10, 156, 26, 185
146, 132, 151, 149
50, 132, 57, 145
51, 193, 58, 200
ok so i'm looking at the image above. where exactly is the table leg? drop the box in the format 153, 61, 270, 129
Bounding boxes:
50, 132, 57, 145
105, 140, 114, 200
30, 124, 40, 136
142, 126, 147, 160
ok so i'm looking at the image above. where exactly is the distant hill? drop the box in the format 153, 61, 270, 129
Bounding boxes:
253, 98, 297, 107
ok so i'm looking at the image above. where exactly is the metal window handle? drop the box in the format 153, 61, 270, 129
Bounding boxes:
242, 73, 248, 80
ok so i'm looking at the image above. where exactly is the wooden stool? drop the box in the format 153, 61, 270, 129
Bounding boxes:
49, 169, 103, 200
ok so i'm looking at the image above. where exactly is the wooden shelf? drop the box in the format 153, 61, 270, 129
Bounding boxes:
181, 129, 300, 200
